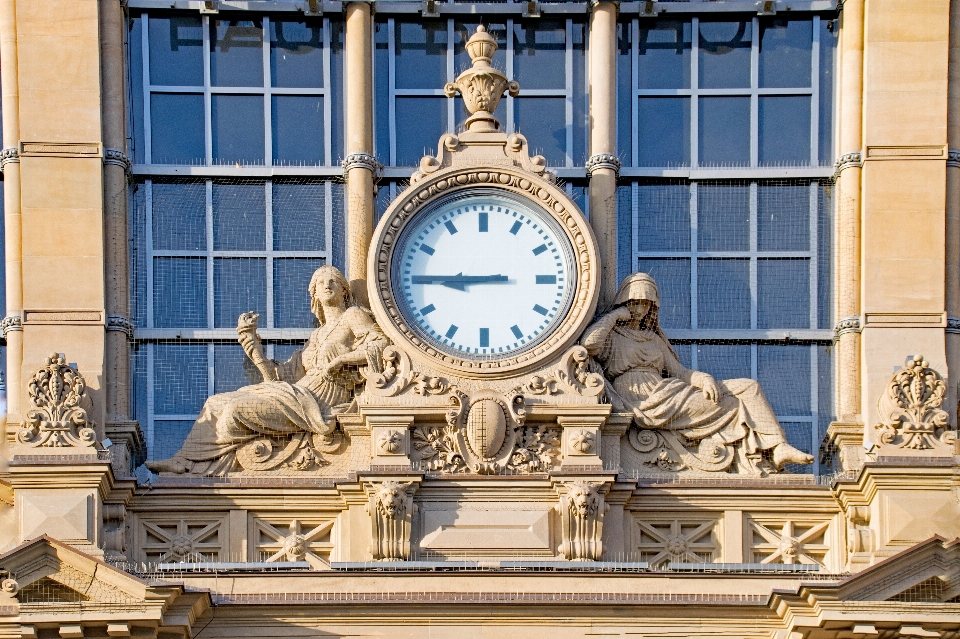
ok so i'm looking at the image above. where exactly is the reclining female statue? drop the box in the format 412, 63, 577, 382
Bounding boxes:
581, 272, 813, 473
146, 265, 388, 476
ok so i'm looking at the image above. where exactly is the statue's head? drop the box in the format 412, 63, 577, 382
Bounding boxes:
374, 481, 411, 519
308, 265, 351, 323
567, 481, 600, 518
612, 272, 661, 326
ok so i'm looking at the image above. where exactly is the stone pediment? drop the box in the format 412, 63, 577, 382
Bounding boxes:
832, 536, 960, 602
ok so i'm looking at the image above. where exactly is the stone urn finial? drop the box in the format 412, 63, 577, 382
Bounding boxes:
444, 25, 520, 133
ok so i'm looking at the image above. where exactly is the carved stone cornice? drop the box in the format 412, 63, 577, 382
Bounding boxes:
585, 153, 622, 177
341, 152, 383, 176
0, 146, 19, 171
1, 314, 22, 337
948, 149, 960, 168
947, 316, 960, 333
833, 151, 862, 177
834, 315, 861, 338
106, 314, 135, 339
103, 147, 132, 175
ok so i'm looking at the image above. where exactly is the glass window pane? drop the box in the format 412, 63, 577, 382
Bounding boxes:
274, 182, 326, 251
270, 19, 323, 88
214, 258, 267, 328
572, 21, 587, 166
395, 97, 446, 166
758, 258, 810, 329
818, 183, 833, 330
819, 18, 838, 167
211, 19, 264, 87
395, 21, 447, 90
759, 19, 812, 88
212, 95, 265, 164
697, 258, 750, 329
152, 182, 206, 251
275, 343, 301, 365
759, 96, 810, 167
779, 421, 813, 474
638, 20, 691, 89
214, 343, 262, 393
637, 183, 691, 251
698, 20, 752, 89
272, 95, 324, 165
758, 345, 811, 415
638, 97, 690, 168
148, 14, 203, 86
637, 258, 690, 329
696, 344, 751, 380
699, 97, 749, 167
672, 343, 693, 369
617, 21, 633, 165
150, 93, 204, 165
212, 183, 265, 251
697, 183, 749, 251
274, 258, 325, 328
515, 97, 567, 167
153, 257, 207, 327
513, 19, 566, 90
375, 20, 390, 159
130, 15, 146, 164
154, 344, 208, 414
758, 184, 809, 251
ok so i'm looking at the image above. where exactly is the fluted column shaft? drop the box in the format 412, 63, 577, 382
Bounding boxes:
587, 1, 620, 309
344, 1, 376, 306
836, 0, 864, 421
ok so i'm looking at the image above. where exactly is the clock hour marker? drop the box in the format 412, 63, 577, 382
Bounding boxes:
445, 325, 458, 339
533, 304, 548, 316
478, 212, 488, 232
509, 221, 522, 235
479, 328, 489, 347
420, 304, 436, 316
536, 275, 556, 284
532, 244, 548, 256
419, 244, 435, 255
444, 220, 458, 235
510, 325, 523, 339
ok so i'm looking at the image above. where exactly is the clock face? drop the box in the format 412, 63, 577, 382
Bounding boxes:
392, 190, 577, 361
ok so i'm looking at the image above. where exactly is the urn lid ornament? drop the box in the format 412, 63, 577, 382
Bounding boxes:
444, 25, 520, 133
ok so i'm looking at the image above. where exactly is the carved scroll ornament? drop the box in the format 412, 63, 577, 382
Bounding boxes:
874, 355, 956, 452
17, 353, 97, 448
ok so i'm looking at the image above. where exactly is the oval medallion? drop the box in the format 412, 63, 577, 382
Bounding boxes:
465, 398, 507, 459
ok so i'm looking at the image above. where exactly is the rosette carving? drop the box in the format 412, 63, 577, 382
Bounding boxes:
874, 355, 956, 452
17, 353, 97, 448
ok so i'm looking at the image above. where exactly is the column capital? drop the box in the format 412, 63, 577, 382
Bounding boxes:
834, 315, 861, 338
947, 316, 960, 333
833, 150, 863, 177
106, 314, 135, 339
1, 314, 22, 337
0, 146, 19, 171
585, 153, 621, 177
342, 152, 383, 176
104, 147, 132, 175
948, 149, 960, 167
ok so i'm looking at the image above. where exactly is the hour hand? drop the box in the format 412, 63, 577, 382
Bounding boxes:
411, 273, 509, 291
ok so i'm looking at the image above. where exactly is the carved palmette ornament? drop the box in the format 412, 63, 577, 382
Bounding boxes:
875, 355, 956, 451
557, 481, 607, 561
17, 353, 97, 448
366, 481, 416, 561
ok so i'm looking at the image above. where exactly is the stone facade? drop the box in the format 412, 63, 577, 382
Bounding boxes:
0, 0, 959, 636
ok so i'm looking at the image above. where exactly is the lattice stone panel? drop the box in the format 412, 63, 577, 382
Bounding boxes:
251, 515, 336, 568
747, 516, 832, 568
632, 516, 720, 567
133, 513, 227, 564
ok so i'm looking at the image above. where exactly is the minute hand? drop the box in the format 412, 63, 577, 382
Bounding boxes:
411, 273, 509, 291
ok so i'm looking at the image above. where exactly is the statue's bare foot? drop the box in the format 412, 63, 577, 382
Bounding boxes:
772, 443, 814, 468
145, 458, 188, 474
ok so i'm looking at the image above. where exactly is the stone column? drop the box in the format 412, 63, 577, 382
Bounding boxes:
342, 1, 378, 307
835, 0, 864, 422
0, 0, 23, 426
945, 0, 960, 426
587, 0, 620, 309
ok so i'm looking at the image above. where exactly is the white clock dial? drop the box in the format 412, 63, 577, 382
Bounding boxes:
393, 191, 577, 360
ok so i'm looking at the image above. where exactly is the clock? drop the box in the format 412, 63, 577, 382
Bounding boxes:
368, 167, 599, 379
393, 190, 575, 360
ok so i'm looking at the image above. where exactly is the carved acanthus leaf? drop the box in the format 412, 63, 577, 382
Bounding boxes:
875, 355, 955, 451
17, 353, 97, 448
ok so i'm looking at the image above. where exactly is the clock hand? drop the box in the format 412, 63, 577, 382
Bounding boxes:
411, 273, 509, 291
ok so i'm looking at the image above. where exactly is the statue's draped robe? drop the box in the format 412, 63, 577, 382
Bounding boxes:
595, 326, 787, 451
166, 307, 387, 475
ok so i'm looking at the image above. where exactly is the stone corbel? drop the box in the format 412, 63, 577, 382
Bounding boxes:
556, 480, 608, 561
102, 503, 127, 560
366, 480, 418, 561
103, 148, 132, 176
106, 314, 135, 339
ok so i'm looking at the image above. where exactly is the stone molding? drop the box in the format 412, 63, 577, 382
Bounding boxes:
585, 153, 622, 177
833, 151, 862, 176
1, 313, 22, 336
103, 147, 132, 174
106, 314, 135, 339
341, 152, 383, 176
0, 146, 19, 171
948, 149, 960, 167
834, 315, 861, 337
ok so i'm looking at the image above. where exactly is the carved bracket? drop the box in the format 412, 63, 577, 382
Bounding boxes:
557, 480, 607, 561
366, 480, 417, 561
17, 353, 97, 449
874, 355, 956, 453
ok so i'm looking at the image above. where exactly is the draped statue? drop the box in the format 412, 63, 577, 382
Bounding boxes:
146, 265, 389, 476
582, 273, 814, 474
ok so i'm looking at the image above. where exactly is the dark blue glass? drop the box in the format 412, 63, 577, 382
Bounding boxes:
395, 20, 447, 90
273, 182, 326, 251
638, 97, 690, 167
697, 344, 750, 379
213, 183, 265, 251
152, 181, 206, 251
150, 93, 204, 165
758, 183, 809, 251
212, 95, 265, 164
514, 20, 566, 90
638, 20, 691, 89
515, 97, 566, 167
214, 343, 263, 392
758, 344, 811, 415
698, 97, 749, 167
272, 95, 324, 165
395, 97, 445, 166
759, 96, 811, 166
697, 258, 750, 329
637, 258, 691, 329
148, 14, 203, 86
698, 20, 752, 89
270, 19, 323, 88
153, 257, 207, 328
213, 258, 267, 328
698, 183, 749, 251
759, 19, 812, 88
153, 343, 208, 414
274, 258, 324, 328
637, 183, 691, 251
211, 18, 264, 87
758, 258, 810, 329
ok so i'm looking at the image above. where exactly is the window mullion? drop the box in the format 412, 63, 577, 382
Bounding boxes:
631, 18, 638, 168
809, 181, 819, 329
507, 18, 515, 133
323, 18, 333, 166
142, 13, 153, 164
691, 17, 699, 169
203, 15, 213, 165
565, 18, 573, 168
750, 16, 759, 168
749, 181, 758, 330
206, 180, 215, 329
447, 18, 455, 131
810, 343, 820, 475
388, 18, 397, 166
146, 179, 155, 329
811, 15, 821, 166
265, 180, 275, 329
690, 181, 698, 330
263, 15, 273, 168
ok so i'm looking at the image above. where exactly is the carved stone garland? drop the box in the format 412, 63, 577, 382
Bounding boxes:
874, 355, 956, 452
17, 353, 97, 448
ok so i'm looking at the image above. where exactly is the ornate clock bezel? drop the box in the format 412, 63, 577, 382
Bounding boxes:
367, 165, 600, 380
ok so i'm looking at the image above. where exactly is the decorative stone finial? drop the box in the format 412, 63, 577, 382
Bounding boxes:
444, 26, 520, 133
